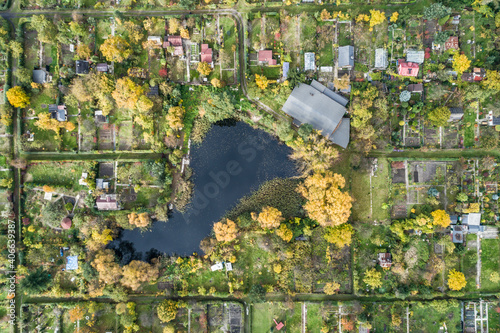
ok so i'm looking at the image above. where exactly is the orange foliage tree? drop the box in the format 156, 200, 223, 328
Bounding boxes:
213, 219, 238, 242
253, 206, 284, 229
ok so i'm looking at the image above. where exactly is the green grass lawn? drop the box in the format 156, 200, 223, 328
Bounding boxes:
480, 238, 500, 292
463, 108, 476, 148
306, 303, 323, 331
25, 161, 88, 189
252, 303, 288, 333
249, 65, 281, 79
462, 233, 478, 292
410, 301, 462, 333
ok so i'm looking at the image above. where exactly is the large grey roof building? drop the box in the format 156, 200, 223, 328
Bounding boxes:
338, 46, 354, 69
282, 80, 350, 148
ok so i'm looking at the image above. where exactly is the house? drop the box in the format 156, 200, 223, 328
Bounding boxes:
304, 52, 315, 71
210, 262, 223, 271
32, 69, 47, 84
66, 255, 78, 270
163, 36, 184, 56
444, 36, 459, 51
148, 85, 159, 97
96, 194, 119, 210
147, 36, 162, 46
200, 44, 213, 65
338, 46, 354, 69
282, 62, 289, 80
407, 83, 423, 93
378, 253, 392, 268
452, 15, 461, 25
258, 50, 276, 66
448, 107, 464, 122
406, 50, 425, 64
451, 225, 465, 243
374, 48, 388, 69
398, 60, 419, 77
79, 172, 88, 186
461, 68, 486, 82
49, 105, 67, 122
76, 60, 90, 75
94, 110, 108, 123
96, 63, 109, 73
282, 80, 350, 148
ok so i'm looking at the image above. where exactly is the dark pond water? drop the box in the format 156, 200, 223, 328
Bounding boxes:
109, 121, 297, 263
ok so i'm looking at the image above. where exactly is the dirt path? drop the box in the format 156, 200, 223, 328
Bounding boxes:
301, 302, 306, 333
260, 14, 265, 49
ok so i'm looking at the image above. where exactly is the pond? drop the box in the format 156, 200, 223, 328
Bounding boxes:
109, 122, 298, 263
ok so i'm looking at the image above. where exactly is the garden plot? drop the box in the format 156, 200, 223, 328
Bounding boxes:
422, 126, 440, 148
389, 28, 406, 61
117, 121, 133, 151
300, 14, 317, 53
405, 19, 423, 50
353, 21, 387, 69
209, 303, 243, 333
97, 123, 115, 150
403, 118, 422, 147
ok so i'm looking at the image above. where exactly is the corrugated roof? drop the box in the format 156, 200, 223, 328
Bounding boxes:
310, 80, 349, 106
338, 46, 354, 68
406, 50, 425, 64
304, 52, 315, 71
329, 118, 350, 148
374, 48, 388, 69
282, 62, 289, 79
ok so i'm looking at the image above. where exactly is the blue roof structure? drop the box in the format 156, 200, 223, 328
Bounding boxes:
66, 256, 78, 270
283, 62, 289, 79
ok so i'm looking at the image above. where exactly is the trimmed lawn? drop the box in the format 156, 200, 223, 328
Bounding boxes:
480, 239, 500, 292
251, 303, 287, 333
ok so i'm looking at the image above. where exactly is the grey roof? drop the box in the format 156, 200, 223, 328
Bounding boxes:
451, 227, 464, 243
49, 104, 66, 122
407, 83, 423, 92
32, 69, 46, 84
450, 107, 463, 114
283, 62, 289, 79
76, 60, 90, 74
329, 118, 350, 148
339, 46, 354, 68
466, 213, 481, 226
96, 63, 108, 72
374, 48, 388, 69
450, 215, 458, 224
490, 117, 500, 126
468, 225, 485, 234
304, 52, 315, 71
282, 81, 349, 147
310, 80, 349, 106
406, 50, 425, 64
96, 179, 104, 190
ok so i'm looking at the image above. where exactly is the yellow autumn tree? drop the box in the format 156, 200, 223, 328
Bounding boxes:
112, 77, 145, 110
290, 134, 339, 175
100, 36, 132, 63
323, 282, 340, 295
76, 44, 91, 60
447, 269, 466, 291
369, 10, 386, 29
356, 14, 370, 23
211, 78, 224, 88
197, 62, 212, 76
91, 249, 123, 284
168, 18, 181, 34
7, 86, 30, 108
180, 28, 190, 39
157, 300, 178, 323
255, 74, 269, 90
452, 53, 471, 75
324, 224, 354, 248
431, 209, 451, 228
482, 70, 500, 91
121, 260, 159, 291
276, 224, 293, 242
68, 305, 85, 322
363, 268, 382, 289
213, 219, 238, 242
320, 9, 332, 21
166, 106, 185, 130
42, 185, 53, 192
297, 171, 352, 227
34, 112, 60, 133
254, 206, 284, 229
128, 212, 151, 228
64, 121, 76, 132
390, 12, 399, 22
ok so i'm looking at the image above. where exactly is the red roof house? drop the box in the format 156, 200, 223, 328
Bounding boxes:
444, 36, 459, 51
96, 194, 119, 211
201, 44, 213, 64
461, 67, 486, 82
258, 50, 277, 66
378, 253, 392, 268
163, 36, 184, 56
398, 60, 419, 77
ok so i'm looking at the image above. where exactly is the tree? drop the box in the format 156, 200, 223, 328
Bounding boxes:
76, 44, 91, 60
70, 77, 92, 103
14, 67, 32, 85
211, 78, 224, 88
112, 77, 145, 110
320, 9, 331, 21
496, 11, 500, 28
128, 212, 151, 228
427, 106, 450, 127
180, 28, 190, 39
68, 305, 85, 322
390, 12, 399, 23
431, 209, 451, 228
482, 70, 500, 91
255, 206, 284, 229
157, 300, 178, 323
8, 41, 23, 59
423, 3, 452, 20
197, 62, 212, 76
0, 178, 12, 188
100, 36, 132, 63
121, 260, 159, 291
298, 171, 352, 227
255, 74, 269, 90
447, 269, 466, 291
213, 219, 238, 242
30, 15, 57, 44
334, 74, 350, 91
7, 86, 30, 108
452, 53, 471, 75
287, 67, 306, 88
369, 10, 386, 29
456, 192, 468, 202
168, 18, 181, 34
165, 106, 185, 130
200, 91, 235, 123
290, 134, 338, 175
20, 268, 51, 294
434, 31, 450, 44
276, 224, 293, 242
363, 268, 382, 289
323, 281, 340, 295
92, 249, 122, 284
324, 224, 354, 248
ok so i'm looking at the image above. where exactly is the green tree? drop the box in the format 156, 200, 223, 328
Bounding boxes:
14, 67, 32, 86
324, 224, 354, 248
30, 15, 57, 44
363, 268, 382, 289
200, 92, 235, 123
157, 300, 178, 323
423, 3, 451, 20
20, 268, 51, 294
